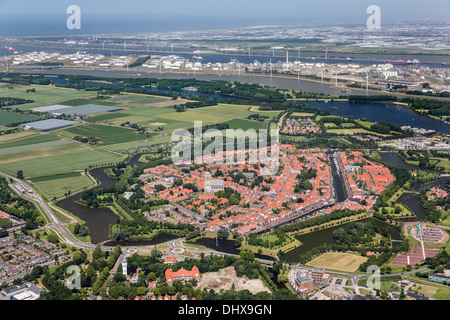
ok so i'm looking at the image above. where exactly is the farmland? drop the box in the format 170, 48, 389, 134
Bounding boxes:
0, 110, 43, 127
0, 84, 95, 110
31, 172, 95, 200
0, 146, 124, 178
56, 123, 155, 145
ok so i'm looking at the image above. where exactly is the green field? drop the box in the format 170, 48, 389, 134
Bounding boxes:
0, 110, 43, 126
32, 173, 94, 200
0, 84, 95, 110
0, 138, 75, 155
0, 147, 124, 178
57, 123, 153, 145
326, 128, 388, 136
0, 133, 62, 149
224, 119, 269, 130
59, 99, 118, 107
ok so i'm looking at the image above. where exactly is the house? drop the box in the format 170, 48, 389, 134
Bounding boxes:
165, 266, 200, 286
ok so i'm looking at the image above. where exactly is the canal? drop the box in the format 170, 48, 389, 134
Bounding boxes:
280, 217, 401, 263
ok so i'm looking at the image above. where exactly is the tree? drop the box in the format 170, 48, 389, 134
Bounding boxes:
16, 170, 24, 179
217, 228, 229, 240
93, 244, 104, 261
400, 288, 406, 299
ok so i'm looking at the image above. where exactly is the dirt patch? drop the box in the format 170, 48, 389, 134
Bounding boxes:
197, 266, 271, 294
149, 122, 167, 126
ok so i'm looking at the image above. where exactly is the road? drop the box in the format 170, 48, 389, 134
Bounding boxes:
0, 170, 99, 251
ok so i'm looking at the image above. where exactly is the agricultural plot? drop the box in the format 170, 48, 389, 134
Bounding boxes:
32, 173, 94, 200
0, 110, 43, 126
0, 131, 37, 144
59, 99, 118, 107
224, 119, 269, 130
157, 109, 234, 125
0, 133, 62, 150
0, 138, 74, 155
123, 96, 169, 105
0, 85, 95, 110
57, 123, 153, 145
0, 147, 124, 178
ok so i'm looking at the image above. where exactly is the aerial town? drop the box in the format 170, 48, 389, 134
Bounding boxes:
0, 2, 450, 310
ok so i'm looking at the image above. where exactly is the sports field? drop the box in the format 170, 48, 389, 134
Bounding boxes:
307, 252, 368, 272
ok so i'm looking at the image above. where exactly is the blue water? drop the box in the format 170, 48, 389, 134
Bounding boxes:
306, 101, 450, 134
46, 76, 450, 133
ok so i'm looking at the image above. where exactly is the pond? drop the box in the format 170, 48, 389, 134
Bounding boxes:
378, 152, 418, 170
55, 153, 156, 244
103, 233, 180, 247
194, 237, 275, 261
279, 218, 401, 263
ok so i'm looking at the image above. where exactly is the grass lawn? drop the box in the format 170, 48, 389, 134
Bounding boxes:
440, 212, 450, 228
414, 283, 438, 297
433, 287, 450, 300
32, 173, 94, 200
307, 252, 368, 272
431, 158, 450, 173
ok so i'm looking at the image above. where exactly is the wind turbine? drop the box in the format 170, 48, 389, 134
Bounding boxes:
269, 58, 273, 78
365, 70, 369, 93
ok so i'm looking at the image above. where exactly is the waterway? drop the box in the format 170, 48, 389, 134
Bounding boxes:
280, 217, 401, 263
55, 153, 150, 244
193, 237, 275, 261
378, 152, 419, 170
40, 71, 450, 134
3, 41, 450, 68
306, 101, 450, 134
376, 152, 448, 222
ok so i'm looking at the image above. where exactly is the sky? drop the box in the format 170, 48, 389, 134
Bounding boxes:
0, 0, 449, 36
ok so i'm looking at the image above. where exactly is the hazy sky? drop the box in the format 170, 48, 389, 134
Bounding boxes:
0, 0, 449, 36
